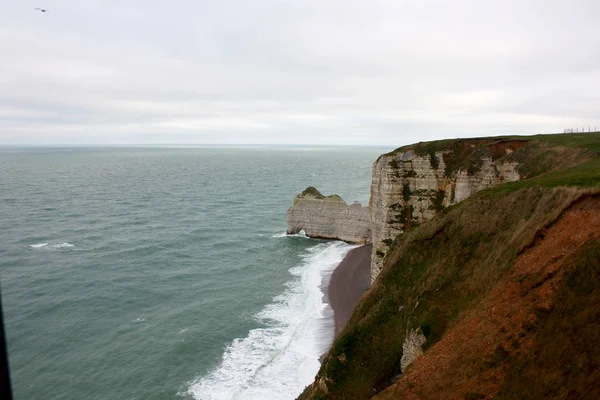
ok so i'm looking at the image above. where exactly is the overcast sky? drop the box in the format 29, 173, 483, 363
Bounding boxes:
1, 1, 599, 145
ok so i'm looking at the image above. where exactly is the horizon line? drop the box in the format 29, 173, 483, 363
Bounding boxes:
0, 143, 395, 147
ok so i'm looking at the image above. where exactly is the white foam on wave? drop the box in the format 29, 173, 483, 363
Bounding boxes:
271, 232, 287, 238
29, 242, 74, 249
271, 229, 308, 239
53, 242, 74, 248
184, 241, 355, 400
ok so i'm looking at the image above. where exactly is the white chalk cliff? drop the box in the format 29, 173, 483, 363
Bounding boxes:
286, 187, 371, 244
287, 139, 530, 282
370, 140, 524, 281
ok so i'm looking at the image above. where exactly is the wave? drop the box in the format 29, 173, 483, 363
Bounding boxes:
184, 241, 354, 400
29, 242, 74, 249
271, 229, 308, 239
53, 242, 75, 248
271, 232, 287, 238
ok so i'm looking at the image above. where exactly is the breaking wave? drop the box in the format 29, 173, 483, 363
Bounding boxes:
184, 241, 354, 400
29, 242, 74, 249
271, 229, 308, 239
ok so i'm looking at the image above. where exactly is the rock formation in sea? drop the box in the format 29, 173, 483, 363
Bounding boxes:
286, 186, 371, 244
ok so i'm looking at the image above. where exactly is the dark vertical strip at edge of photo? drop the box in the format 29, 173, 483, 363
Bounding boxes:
0, 285, 13, 400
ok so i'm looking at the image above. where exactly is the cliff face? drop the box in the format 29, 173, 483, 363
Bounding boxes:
374, 195, 600, 400
287, 187, 371, 244
299, 189, 600, 400
370, 140, 524, 282
297, 133, 600, 400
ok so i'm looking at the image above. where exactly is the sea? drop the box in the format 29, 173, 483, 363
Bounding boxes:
0, 145, 390, 400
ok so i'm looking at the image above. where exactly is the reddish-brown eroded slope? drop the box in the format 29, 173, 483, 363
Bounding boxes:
374, 197, 600, 400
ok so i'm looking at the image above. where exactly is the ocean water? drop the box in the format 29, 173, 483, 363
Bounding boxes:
0, 146, 390, 400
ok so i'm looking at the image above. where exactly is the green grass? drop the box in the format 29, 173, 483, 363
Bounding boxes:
300, 186, 325, 198
300, 187, 590, 399
484, 157, 600, 196
387, 132, 600, 156
534, 132, 600, 153
384, 138, 460, 158
484, 133, 600, 195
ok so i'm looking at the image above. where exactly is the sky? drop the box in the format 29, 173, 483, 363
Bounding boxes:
1, 0, 599, 145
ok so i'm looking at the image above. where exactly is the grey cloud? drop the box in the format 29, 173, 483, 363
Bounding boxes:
1, 0, 599, 145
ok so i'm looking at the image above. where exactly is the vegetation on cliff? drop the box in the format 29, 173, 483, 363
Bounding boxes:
300, 186, 326, 199
297, 186, 346, 203
487, 133, 600, 194
299, 133, 600, 399
383, 133, 597, 179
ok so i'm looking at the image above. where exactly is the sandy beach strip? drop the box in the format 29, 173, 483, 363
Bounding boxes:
328, 244, 372, 336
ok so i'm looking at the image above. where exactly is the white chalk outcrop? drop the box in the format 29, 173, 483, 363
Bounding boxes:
286, 187, 371, 244
400, 328, 427, 372
370, 141, 523, 281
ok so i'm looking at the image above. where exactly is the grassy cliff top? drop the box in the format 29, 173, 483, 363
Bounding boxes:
380, 132, 600, 187
387, 132, 600, 156
486, 132, 600, 193
299, 186, 325, 199
296, 186, 346, 203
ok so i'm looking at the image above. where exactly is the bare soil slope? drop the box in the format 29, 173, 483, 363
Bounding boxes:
375, 197, 600, 399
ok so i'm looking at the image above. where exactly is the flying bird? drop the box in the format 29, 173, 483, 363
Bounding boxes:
35, 8, 48, 12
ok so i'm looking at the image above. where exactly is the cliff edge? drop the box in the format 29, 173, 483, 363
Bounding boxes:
369, 136, 593, 282
298, 132, 600, 399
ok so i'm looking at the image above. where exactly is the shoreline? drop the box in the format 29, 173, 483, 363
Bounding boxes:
327, 244, 372, 336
